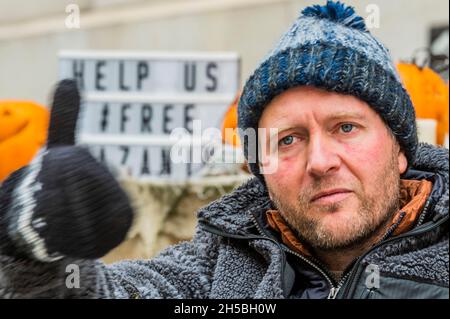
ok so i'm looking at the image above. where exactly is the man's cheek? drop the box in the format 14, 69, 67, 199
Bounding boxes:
342, 141, 382, 169
342, 140, 367, 156
267, 159, 302, 196
355, 130, 392, 158
274, 156, 301, 179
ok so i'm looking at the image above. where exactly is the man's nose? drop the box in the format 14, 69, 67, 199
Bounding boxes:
306, 134, 341, 178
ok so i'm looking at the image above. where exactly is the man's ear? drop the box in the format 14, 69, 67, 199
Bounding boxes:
398, 150, 408, 174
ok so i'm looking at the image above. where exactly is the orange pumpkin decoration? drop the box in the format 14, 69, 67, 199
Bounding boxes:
397, 63, 449, 146
0, 100, 49, 182
221, 92, 241, 147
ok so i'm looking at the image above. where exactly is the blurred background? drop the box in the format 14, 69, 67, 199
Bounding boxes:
0, 0, 448, 263
0, 0, 448, 103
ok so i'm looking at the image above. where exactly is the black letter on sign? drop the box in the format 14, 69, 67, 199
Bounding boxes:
72, 60, 84, 90
141, 104, 153, 133
99, 147, 106, 163
121, 104, 131, 133
119, 62, 130, 91
119, 146, 130, 165
163, 104, 173, 134
186, 146, 193, 177
137, 61, 149, 90
184, 63, 196, 91
141, 148, 150, 175
183, 104, 195, 134
100, 103, 109, 132
95, 60, 106, 91
206, 62, 218, 92
159, 149, 171, 176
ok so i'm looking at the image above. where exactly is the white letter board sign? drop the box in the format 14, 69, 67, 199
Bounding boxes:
59, 50, 240, 182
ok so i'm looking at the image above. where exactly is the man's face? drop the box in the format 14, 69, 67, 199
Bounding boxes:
259, 86, 408, 251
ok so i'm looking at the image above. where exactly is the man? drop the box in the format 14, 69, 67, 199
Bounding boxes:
0, 1, 448, 298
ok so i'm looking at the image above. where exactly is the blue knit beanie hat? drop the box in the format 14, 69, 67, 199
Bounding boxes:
238, 1, 418, 178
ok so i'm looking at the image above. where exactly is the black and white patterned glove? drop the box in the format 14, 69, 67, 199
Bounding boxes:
0, 80, 133, 262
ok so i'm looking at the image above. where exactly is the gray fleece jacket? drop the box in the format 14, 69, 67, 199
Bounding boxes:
0, 143, 448, 299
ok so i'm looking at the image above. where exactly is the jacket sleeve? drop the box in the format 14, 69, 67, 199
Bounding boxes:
0, 228, 220, 299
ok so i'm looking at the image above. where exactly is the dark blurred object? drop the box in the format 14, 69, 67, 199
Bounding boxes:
0, 80, 134, 261
430, 26, 449, 80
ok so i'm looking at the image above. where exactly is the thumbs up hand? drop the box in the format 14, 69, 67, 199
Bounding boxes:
0, 80, 133, 262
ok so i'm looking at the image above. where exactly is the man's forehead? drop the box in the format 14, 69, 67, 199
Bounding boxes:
263, 112, 367, 140
259, 99, 372, 130
260, 86, 373, 119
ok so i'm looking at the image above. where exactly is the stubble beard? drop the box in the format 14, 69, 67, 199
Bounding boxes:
269, 150, 401, 252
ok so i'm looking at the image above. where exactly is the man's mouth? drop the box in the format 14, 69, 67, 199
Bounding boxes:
310, 189, 353, 204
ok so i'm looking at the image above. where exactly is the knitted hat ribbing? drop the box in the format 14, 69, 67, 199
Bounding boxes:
238, 1, 418, 178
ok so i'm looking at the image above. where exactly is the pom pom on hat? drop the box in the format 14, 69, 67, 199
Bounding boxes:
301, 0, 368, 32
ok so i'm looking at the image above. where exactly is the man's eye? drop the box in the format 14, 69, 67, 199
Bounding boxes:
279, 135, 295, 146
340, 124, 355, 133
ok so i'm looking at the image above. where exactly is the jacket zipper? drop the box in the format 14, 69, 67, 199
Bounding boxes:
248, 213, 340, 298
337, 213, 448, 298
282, 246, 343, 299
328, 271, 353, 299
335, 201, 441, 299
201, 215, 380, 299
416, 195, 433, 227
